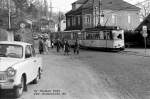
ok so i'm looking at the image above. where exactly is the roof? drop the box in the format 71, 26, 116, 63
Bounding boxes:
66, 6, 83, 15
0, 41, 31, 46
66, 0, 140, 15
73, 0, 88, 4
82, 0, 140, 11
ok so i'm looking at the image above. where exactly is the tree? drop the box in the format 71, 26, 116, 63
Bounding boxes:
12, 0, 28, 11
137, 1, 150, 20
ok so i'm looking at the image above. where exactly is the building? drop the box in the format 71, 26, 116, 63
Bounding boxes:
48, 19, 56, 32
34, 18, 56, 33
65, 0, 140, 31
0, 29, 14, 41
60, 19, 66, 31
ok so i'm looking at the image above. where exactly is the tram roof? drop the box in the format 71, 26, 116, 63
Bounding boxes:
85, 26, 118, 31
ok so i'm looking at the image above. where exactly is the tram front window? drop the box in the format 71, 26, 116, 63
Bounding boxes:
117, 34, 122, 39
113, 33, 123, 40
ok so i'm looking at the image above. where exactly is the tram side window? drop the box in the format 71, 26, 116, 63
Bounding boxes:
78, 33, 83, 40
71, 33, 73, 39
110, 32, 113, 40
86, 34, 90, 40
107, 31, 113, 40
106, 32, 110, 40
86, 33, 94, 40
95, 33, 100, 40
104, 32, 107, 40
99, 31, 104, 39
73, 33, 77, 40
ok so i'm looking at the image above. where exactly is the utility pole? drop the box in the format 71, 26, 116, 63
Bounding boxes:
95, 7, 97, 26
92, 0, 94, 27
58, 11, 61, 32
49, 0, 53, 20
97, 0, 101, 26
8, 0, 11, 29
44, 0, 47, 19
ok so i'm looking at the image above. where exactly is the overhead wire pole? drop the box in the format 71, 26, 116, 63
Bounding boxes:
92, 0, 94, 27
8, 0, 11, 29
97, 0, 102, 26
49, 0, 53, 20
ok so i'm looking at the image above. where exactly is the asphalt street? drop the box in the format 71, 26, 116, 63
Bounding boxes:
1, 48, 150, 99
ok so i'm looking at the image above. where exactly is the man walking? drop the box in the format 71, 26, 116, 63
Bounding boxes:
46, 38, 51, 52
64, 40, 70, 55
56, 39, 61, 52
74, 40, 79, 54
39, 37, 44, 54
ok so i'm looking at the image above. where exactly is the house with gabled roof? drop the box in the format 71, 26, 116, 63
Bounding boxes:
65, 0, 140, 31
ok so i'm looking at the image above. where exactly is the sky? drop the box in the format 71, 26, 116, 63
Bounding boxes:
50, 0, 145, 12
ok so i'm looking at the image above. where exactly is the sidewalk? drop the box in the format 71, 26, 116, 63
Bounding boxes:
124, 48, 150, 56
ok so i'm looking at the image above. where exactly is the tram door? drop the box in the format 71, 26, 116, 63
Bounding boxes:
105, 31, 113, 48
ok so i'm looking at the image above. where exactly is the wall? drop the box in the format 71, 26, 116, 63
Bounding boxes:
0, 29, 14, 41
91, 10, 140, 30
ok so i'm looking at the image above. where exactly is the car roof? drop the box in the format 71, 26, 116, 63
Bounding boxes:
0, 41, 32, 46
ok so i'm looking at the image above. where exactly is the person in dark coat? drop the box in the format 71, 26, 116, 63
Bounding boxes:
51, 39, 54, 49
39, 37, 44, 54
64, 40, 70, 55
56, 39, 61, 52
74, 40, 79, 54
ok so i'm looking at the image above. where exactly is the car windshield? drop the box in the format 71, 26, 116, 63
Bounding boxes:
0, 44, 23, 58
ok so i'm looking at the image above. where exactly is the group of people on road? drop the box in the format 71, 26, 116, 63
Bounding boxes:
54, 38, 80, 55
38, 37, 54, 54
39, 37, 80, 55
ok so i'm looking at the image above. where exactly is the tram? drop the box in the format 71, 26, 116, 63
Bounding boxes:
51, 26, 125, 51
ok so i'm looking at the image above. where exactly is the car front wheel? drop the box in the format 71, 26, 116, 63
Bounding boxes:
14, 76, 25, 98
33, 69, 41, 84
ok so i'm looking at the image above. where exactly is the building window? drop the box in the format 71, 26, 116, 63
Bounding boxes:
128, 14, 131, 24
72, 17, 74, 26
72, 16, 76, 26
78, 15, 80, 25
67, 19, 70, 27
85, 14, 91, 24
112, 14, 117, 24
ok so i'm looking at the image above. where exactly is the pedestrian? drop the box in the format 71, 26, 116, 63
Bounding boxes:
51, 39, 54, 49
74, 40, 79, 54
43, 38, 48, 54
46, 38, 51, 52
56, 39, 61, 52
61, 39, 65, 50
38, 37, 44, 54
64, 40, 70, 55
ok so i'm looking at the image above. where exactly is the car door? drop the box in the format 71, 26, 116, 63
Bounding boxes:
30, 45, 38, 79
25, 45, 35, 83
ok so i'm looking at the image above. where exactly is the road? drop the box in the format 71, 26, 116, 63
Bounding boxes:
1, 48, 150, 99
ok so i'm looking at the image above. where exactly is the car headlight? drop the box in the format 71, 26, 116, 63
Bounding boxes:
6, 67, 16, 77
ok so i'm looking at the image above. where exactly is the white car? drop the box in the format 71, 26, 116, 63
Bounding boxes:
0, 41, 42, 98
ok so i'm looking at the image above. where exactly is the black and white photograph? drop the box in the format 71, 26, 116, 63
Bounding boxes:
1, 0, 150, 99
